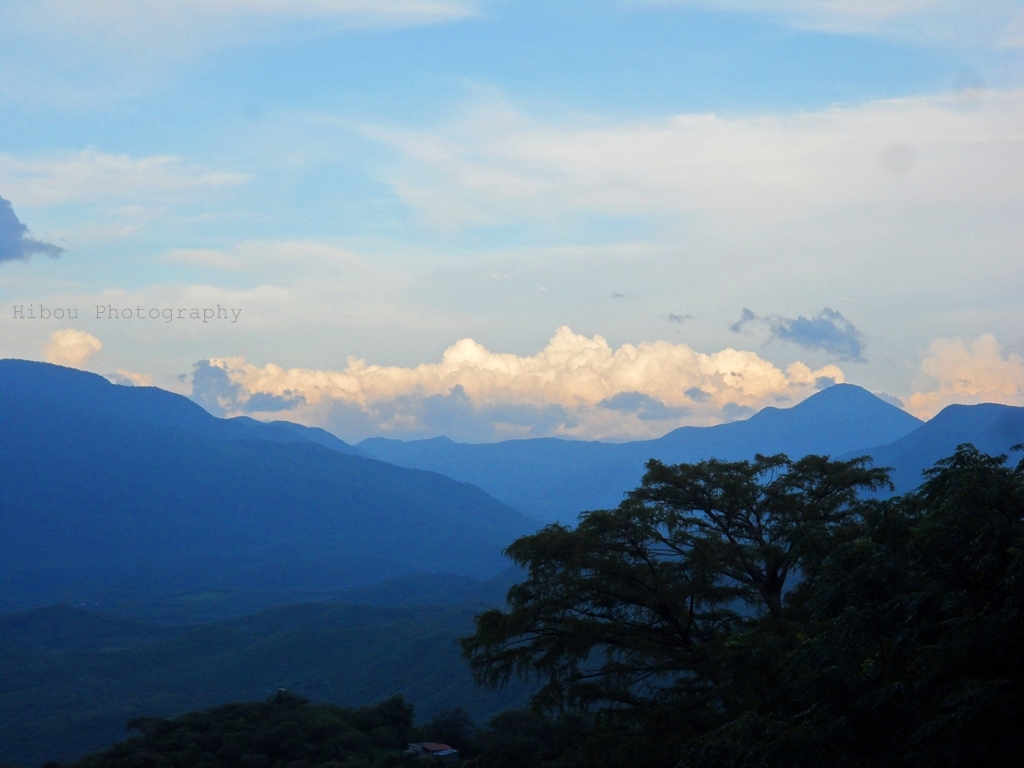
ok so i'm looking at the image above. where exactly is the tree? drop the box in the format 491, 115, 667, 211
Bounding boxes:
64, 693, 416, 768
683, 444, 1024, 768
461, 453, 890, 765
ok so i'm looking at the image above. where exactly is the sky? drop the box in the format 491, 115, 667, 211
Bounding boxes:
1, 0, 1023, 442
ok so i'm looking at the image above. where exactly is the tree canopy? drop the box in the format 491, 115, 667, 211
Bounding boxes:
56, 691, 416, 768
462, 446, 1024, 767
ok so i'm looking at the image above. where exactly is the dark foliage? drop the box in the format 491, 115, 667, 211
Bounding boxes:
684, 443, 1024, 767
0, 603, 533, 767
58, 691, 415, 768
463, 445, 1024, 767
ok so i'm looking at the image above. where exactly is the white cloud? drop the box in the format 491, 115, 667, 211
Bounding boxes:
194, 325, 845, 441
44, 329, 103, 367
0, 150, 250, 207
368, 89, 1024, 230
633, 0, 1024, 46
904, 334, 1024, 418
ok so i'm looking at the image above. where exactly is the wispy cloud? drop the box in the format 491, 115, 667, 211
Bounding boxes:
732, 307, 865, 361
189, 326, 845, 441
366, 89, 1024, 231
18, 0, 479, 39
0, 195, 63, 263
0, 150, 250, 207
634, 1, 1024, 47
0, 0, 477, 99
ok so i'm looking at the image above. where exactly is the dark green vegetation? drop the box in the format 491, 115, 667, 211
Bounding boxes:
62, 692, 417, 768
463, 445, 1024, 767
0, 602, 532, 767
358, 384, 925, 521
0, 360, 537, 613
49, 696, 581, 768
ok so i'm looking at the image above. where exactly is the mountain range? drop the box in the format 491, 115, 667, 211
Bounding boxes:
359, 384, 928, 521
3, 359, 1024, 767
0, 359, 537, 614
5, 360, 1023, 616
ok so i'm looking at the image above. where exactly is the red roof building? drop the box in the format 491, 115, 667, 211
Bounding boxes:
407, 741, 460, 761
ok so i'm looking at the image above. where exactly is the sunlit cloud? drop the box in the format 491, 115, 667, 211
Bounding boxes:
191, 326, 845, 441
904, 334, 1024, 418
43, 329, 103, 368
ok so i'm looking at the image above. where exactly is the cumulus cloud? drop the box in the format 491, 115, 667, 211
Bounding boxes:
0, 195, 63, 262
904, 334, 1024, 418
243, 390, 307, 413
190, 359, 243, 417
43, 329, 102, 367
189, 326, 845, 441
732, 307, 865, 361
598, 391, 692, 421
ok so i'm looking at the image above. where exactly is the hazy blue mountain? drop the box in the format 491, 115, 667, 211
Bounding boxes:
0, 602, 532, 767
841, 402, 1024, 494
358, 384, 924, 522
1, 358, 361, 454
0, 360, 537, 613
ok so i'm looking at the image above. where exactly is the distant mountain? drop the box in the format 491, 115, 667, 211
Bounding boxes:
358, 384, 924, 522
0, 603, 532, 767
841, 402, 1024, 494
1, 358, 362, 455
0, 360, 537, 613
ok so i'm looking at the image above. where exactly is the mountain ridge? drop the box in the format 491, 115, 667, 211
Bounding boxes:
841, 401, 1024, 493
358, 384, 924, 521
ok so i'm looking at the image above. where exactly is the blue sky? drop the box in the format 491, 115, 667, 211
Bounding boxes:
2, 0, 1023, 441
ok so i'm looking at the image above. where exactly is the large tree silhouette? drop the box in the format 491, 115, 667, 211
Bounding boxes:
463, 446, 1024, 767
